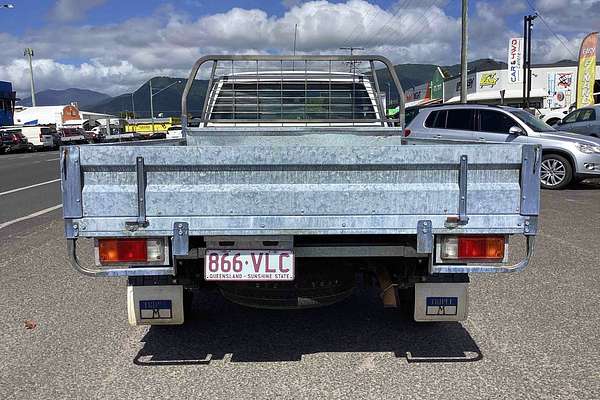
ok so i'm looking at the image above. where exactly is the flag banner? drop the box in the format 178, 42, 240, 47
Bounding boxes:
576, 32, 598, 108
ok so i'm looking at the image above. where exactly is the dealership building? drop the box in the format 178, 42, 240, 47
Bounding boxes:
404, 61, 600, 112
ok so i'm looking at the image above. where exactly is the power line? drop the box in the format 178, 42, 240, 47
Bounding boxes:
524, 0, 577, 59
370, 0, 416, 42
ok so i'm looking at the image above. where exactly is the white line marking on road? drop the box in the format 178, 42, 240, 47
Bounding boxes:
45, 157, 60, 161
0, 204, 62, 230
0, 178, 61, 197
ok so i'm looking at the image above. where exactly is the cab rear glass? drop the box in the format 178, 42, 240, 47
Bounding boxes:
210, 81, 376, 120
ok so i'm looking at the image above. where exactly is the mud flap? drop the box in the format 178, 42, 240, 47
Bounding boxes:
127, 285, 185, 326
414, 282, 468, 322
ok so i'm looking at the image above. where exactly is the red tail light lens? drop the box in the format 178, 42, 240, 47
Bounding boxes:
98, 239, 147, 263
95, 238, 167, 266
403, 128, 411, 137
440, 235, 505, 261
458, 236, 505, 260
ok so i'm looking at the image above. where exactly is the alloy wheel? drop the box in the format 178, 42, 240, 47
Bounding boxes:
540, 158, 566, 187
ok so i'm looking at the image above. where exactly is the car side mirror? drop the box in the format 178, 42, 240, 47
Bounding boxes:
509, 126, 524, 135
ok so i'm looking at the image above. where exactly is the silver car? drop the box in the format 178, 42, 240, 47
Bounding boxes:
406, 104, 600, 189
554, 104, 600, 137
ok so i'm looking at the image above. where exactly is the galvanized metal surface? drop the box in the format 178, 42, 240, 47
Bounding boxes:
458, 155, 469, 224
60, 146, 82, 219
520, 145, 542, 215
416, 220, 433, 254
74, 144, 524, 226
172, 222, 189, 256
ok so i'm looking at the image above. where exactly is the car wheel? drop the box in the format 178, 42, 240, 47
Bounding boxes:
540, 154, 572, 190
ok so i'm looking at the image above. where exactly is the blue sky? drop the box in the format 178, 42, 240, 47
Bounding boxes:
0, 0, 596, 96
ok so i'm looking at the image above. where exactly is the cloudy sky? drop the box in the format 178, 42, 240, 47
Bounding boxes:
0, 0, 597, 97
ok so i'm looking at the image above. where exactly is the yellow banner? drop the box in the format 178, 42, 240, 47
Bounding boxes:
576, 32, 598, 108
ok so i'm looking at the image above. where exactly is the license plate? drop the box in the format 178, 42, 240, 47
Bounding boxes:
204, 250, 294, 281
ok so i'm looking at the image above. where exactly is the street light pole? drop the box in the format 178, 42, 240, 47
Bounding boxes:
149, 79, 155, 136
522, 14, 537, 109
24, 48, 36, 107
386, 82, 391, 105
460, 0, 468, 104
149, 79, 182, 137
131, 91, 136, 132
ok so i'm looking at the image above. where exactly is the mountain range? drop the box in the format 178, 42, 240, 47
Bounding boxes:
20, 88, 110, 108
17, 58, 574, 117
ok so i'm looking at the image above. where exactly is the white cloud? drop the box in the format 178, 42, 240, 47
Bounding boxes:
0, 0, 590, 98
534, 0, 600, 32
48, 0, 107, 22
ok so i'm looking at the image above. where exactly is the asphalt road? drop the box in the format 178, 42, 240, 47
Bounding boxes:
0, 155, 599, 399
0, 150, 62, 230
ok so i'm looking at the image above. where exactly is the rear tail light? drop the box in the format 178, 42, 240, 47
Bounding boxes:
403, 128, 411, 137
95, 238, 166, 265
440, 235, 505, 261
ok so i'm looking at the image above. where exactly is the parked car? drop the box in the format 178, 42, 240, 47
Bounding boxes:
539, 104, 575, 126
1, 129, 34, 153
19, 125, 57, 150
406, 104, 600, 189
60, 126, 87, 144
554, 105, 600, 137
166, 124, 182, 139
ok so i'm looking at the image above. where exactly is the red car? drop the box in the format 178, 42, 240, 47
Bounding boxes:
1, 129, 34, 153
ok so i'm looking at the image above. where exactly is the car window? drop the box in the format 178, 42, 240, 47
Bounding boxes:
445, 109, 473, 131
479, 110, 518, 134
424, 110, 446, 128
510, 110, 556, 132
562, 110, 579, 124
577, 109, 596, 122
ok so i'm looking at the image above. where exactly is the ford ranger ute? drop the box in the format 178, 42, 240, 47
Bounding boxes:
61, 55, 540, 325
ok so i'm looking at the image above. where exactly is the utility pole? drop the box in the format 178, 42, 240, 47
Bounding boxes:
522, 14, 537, 109
339, 46, 364, 74
149, 79, 182, 137
131, 91, 136, 132
149, 79, 155, 136
339, 46, 364, 55
460, 0, 468, 104
293, 24, 298, 55
24, 48, 36, 107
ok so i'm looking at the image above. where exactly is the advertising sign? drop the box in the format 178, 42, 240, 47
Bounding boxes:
431, 67, 444, 100
508, 37, 524, 84
479, 73, 499, 89
547, 72, 574, 109
576, 32, 598, 108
